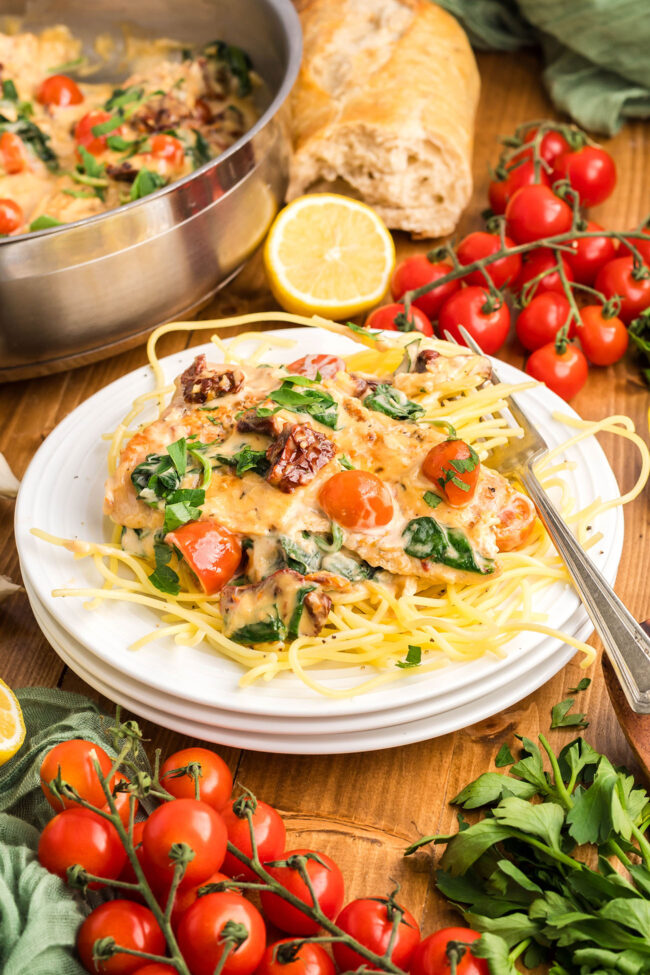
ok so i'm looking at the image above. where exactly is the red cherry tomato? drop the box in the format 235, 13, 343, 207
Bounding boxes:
620, 228, 650, 267
256, 940, 336, 975
526, 341, 588, 401
515, 293, 573, 351
565, 221, 617, 285
595, 256, 650, 324
0, 198, 24, 234
438, 287, 510, 355
505, 185, 573, 244
521, 126, 571, 167
77, 900, 166, 975
319, 470, 393, 531
578, 305, 628, 366
410, 927, 488, 975
41, 738, 114, 810
0, 132, 27, 174
390, 257, 460, 318
456, 232, 521, 289
259, 849, 345, 935
131, 967, 177, 975
221, 796, 286, 881
422, 440, 480, 508
170, 870, 235, 928
365, 302, 433, 337
75, 110, 113, 155
165, 520, 242, 595
149, 134, 185, 166
286, 354, 345, 379
177, 891, 266, 975
36, 73, 83, 106
333, 897, 421, 972
516, 250, 574, 298
38, 807, 126, 887
142, 797, 227, 889
493, 494, 536, 552
160, 747, 232, 810
552, 145, 616, 208
488, 160, 550, 215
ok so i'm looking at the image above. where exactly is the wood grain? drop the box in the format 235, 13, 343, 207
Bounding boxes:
1, 46, 649, 954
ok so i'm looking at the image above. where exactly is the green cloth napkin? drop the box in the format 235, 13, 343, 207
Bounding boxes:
437, 0, 650, 134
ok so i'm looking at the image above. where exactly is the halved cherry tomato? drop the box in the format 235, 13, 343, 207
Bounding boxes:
149, 133, 185, 166
0, 198, 24, 233
221, 795, 286, 881
0, 132, 27, 174
142, 797, 227, 889
177, 891, 266, 975
595, 256, 650, 324
37, 73, 83, 107
516, 250, 574, 298
515, 292, 573, 352
38, 807, 126, 887
160, 746, 232, 810
333, 897, 421, 972
390, 257, 460, 319
75, 110, 113, 155
493, 495, 536, 552
166, 520, 242, 595
488, 160, 550, 215
77, 900, 166, 975
365, 302, 433, 337
260, 849, 345, 935
578, 305, 628, 366
505, 185, 573, 244
565, 221, 617, 285
526, 341, 588, 401
438, 287, 510, 355
422, 440, 480, 508
552, 145, 616, 208
456, 232, 521, 289
256, 940, 336, 975
410, 927, 488, 975
286, 354, 345, 379
319, 470, 393, 531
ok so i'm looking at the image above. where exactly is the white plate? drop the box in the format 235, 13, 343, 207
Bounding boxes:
15, 327, 622, 724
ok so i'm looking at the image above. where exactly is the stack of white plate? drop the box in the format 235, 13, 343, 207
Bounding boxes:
15, 329, 622, 754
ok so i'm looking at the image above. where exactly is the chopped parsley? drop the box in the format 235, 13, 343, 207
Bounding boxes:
129, 168, 166, 202
396, 644, 422, 669
148, 540, 179, 595
423, 491, 442, 509
190, 129, 211, 169
339, 455, 355, 470
28, 215, 62, 232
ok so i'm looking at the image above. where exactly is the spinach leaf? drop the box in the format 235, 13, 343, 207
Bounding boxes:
364, 384, 424, 422
188, 445, 212, 488
345, 321, 381, 339
215, 445, 270, 478
163, 494, 204, 533
280, 535, 321, 574
320, 551, 373, 582
403, 516, 495, 575
91, 114, 124, 138
29, 215, 62, 232
131, 453, 181, 503
269, 380, 338, 429
339, 455, 355, 470
314, 523, 343, 554
167, 438, 187, 477
287, 586, 317, 640
190, 129, 211, 169
0, 117, 57, 169
2, 80, 18, 102
204, 40, 253, 97
397, 645, 422, 669
231, 607, 286, 644
104, 86, 145, 111
130, 168, 166, 202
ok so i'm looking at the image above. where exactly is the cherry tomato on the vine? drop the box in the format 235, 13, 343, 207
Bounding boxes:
74, 111, 114, 156
259, 848, 345, 935
365, 302, 433, 337
438, 287, 510, 355
177, 891, 266, 975
41, 738, 114, 810
149, 133, 185, 166
160, 746, 232, 810
505, 184, 573, 244
165, 520, 242, 595
390, 256, 460, 319
170, 870, 235, 928
0, 131, 27, 174
117, 820, 151, 896
221, 796, 286, 881
422, 440, 480, 508
319, 470, 393, 532
515, 292, 573, 352
516, 250, 574, 298
38, 807, 126, 887
77, 900, 165, 975
620, 228, 650, 267
595, 256, 650, 324
0, 198, 23, 234
333, 897, 421, 972
578, 305, 628, 366
456, 231, 521, 289
410, 927, 489, 975
130, 967, 177, 975
488, 160, 550, 215
552, 145, 616, 208
526, 341, 588, 401
142, 797, 227, 888
37, 73, 83, 106
256, 940, 336, 975
565, 221, 617, 285
286, 354, 346, 379
521, 126, 571, 167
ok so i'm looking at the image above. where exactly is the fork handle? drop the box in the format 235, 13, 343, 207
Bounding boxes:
521, 467, 650, 713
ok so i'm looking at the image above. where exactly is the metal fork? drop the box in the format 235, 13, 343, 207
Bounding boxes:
444, 325, 650, 713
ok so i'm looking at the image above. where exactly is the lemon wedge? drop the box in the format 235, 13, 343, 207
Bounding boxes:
0, 678, 25, 765
264, 194, 395, 318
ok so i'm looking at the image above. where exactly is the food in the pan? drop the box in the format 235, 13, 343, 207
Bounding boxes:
0, 26, 260, 235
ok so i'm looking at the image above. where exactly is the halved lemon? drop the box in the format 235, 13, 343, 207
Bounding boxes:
264, 194, 395, 318
0, 678, 25, 765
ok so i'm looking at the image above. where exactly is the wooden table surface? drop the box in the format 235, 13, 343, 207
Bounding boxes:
2, 48, 650, 946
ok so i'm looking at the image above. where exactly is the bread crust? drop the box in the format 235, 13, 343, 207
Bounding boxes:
288, 0, 480, 238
